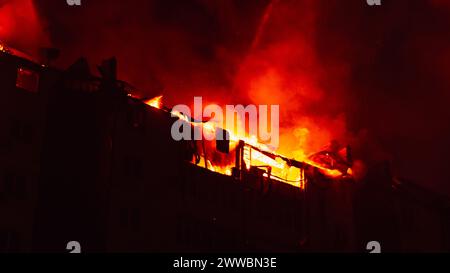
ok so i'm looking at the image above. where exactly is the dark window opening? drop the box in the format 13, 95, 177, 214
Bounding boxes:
16, 67, 39, 93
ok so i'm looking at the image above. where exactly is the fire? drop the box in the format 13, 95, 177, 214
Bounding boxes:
144, 95, 163, 109
304, 160, 343, 178
197, 115, 347, 186
208, 164, 233, 176
141, 95, 350, 188
243, 146, 284, 170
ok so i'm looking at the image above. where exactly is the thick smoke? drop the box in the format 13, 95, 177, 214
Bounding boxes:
0, 0, 50, 55
313, 0, 450, 192
35, 0, 270, 106
234, 0, 351, 161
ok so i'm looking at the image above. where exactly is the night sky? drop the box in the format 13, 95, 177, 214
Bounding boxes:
1, 0, 450, 195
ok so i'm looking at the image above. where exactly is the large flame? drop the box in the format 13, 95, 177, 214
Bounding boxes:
143, 94, 348, 189
144, 95, 163, 109
0, 0, 50, 56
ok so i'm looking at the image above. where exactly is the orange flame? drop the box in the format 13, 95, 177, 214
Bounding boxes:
145, 95, 163, 109
139, 94, 349, 188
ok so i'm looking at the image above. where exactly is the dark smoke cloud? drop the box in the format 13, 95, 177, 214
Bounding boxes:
35, 0, 270, 106
6, 0, 450, 194
313, 0, 450, 192
0, 0, 50, 54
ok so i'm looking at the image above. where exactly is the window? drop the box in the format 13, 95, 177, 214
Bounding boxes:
16, 67, 39, 93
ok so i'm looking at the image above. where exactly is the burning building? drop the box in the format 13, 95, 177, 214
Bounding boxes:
1, 42, 449, 252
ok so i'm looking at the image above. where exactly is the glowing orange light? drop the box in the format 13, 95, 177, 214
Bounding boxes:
145, 95, 163, 109
138, 95, 350, 187
305, 159, 343, 178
